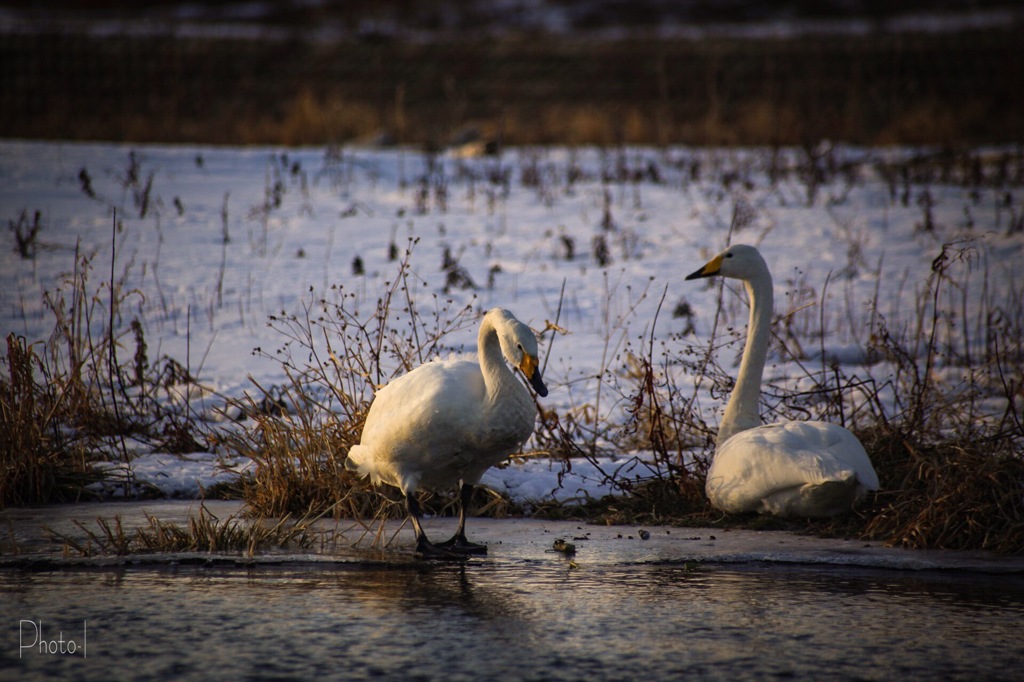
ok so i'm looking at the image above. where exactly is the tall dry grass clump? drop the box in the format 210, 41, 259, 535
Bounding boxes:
0, 332, 93, 506
224, 377, 379, 520
1, 227, 209, 507
861, 432, 1024, 553
852, 242, 1024, 552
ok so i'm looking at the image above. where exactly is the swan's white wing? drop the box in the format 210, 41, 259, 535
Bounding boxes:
706, 421, 878, 517
362, 359, 486, 445
348, 358, 486, 490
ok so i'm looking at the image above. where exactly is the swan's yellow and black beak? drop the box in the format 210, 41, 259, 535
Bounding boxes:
685, 253, 723, 280
520, 354, 548, 397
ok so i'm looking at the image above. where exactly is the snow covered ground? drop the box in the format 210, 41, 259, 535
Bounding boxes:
2, 140, 1021, 504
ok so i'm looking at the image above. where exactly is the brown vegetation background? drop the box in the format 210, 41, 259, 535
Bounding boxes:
4, 24, 1023, 147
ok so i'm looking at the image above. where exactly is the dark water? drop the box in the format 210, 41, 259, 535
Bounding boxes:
3, 559, 1023, 681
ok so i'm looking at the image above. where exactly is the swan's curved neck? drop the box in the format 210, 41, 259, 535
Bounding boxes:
478, 316, 515, 399
718, 270, 773, 447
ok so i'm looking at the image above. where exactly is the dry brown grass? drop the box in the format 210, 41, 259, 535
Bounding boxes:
0, 333, 96, 507
44, 503, 324, 558
862, 431, 1024, 554
223, 379, 377, 520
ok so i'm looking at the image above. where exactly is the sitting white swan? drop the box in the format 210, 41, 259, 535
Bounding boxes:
686, 244, 879, 517
346, 307, 548, 556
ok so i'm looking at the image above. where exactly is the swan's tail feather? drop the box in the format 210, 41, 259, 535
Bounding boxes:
345, 444, 371, 475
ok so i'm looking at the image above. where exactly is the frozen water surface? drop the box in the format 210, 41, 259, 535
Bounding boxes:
3, 503, 1024, 681
4, 550, 1024, 681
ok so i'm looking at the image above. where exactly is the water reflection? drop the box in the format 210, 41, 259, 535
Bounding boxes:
3, 561, 1023, 681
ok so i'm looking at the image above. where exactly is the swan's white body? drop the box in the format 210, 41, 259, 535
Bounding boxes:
346, 307, 547, 554
348, 356, 537, 494
687, 245, 879, 517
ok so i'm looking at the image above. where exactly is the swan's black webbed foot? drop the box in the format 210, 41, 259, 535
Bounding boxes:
436, 534, 488, 555
435, 481, 488, 554
415, 536, 468, 561
407, 491, 465, 560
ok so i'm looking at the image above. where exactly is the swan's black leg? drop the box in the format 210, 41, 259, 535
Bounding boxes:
406, 492, 463, 560
436, 482, 488, 555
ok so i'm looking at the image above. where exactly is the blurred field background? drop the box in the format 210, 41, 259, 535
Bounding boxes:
3, 0, 1023, 147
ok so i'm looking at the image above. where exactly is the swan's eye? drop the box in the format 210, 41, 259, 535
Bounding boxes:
726, 253, 734, 258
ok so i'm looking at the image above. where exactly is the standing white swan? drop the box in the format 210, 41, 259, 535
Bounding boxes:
346, 307, 548, 557
686, 244, 879, 517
